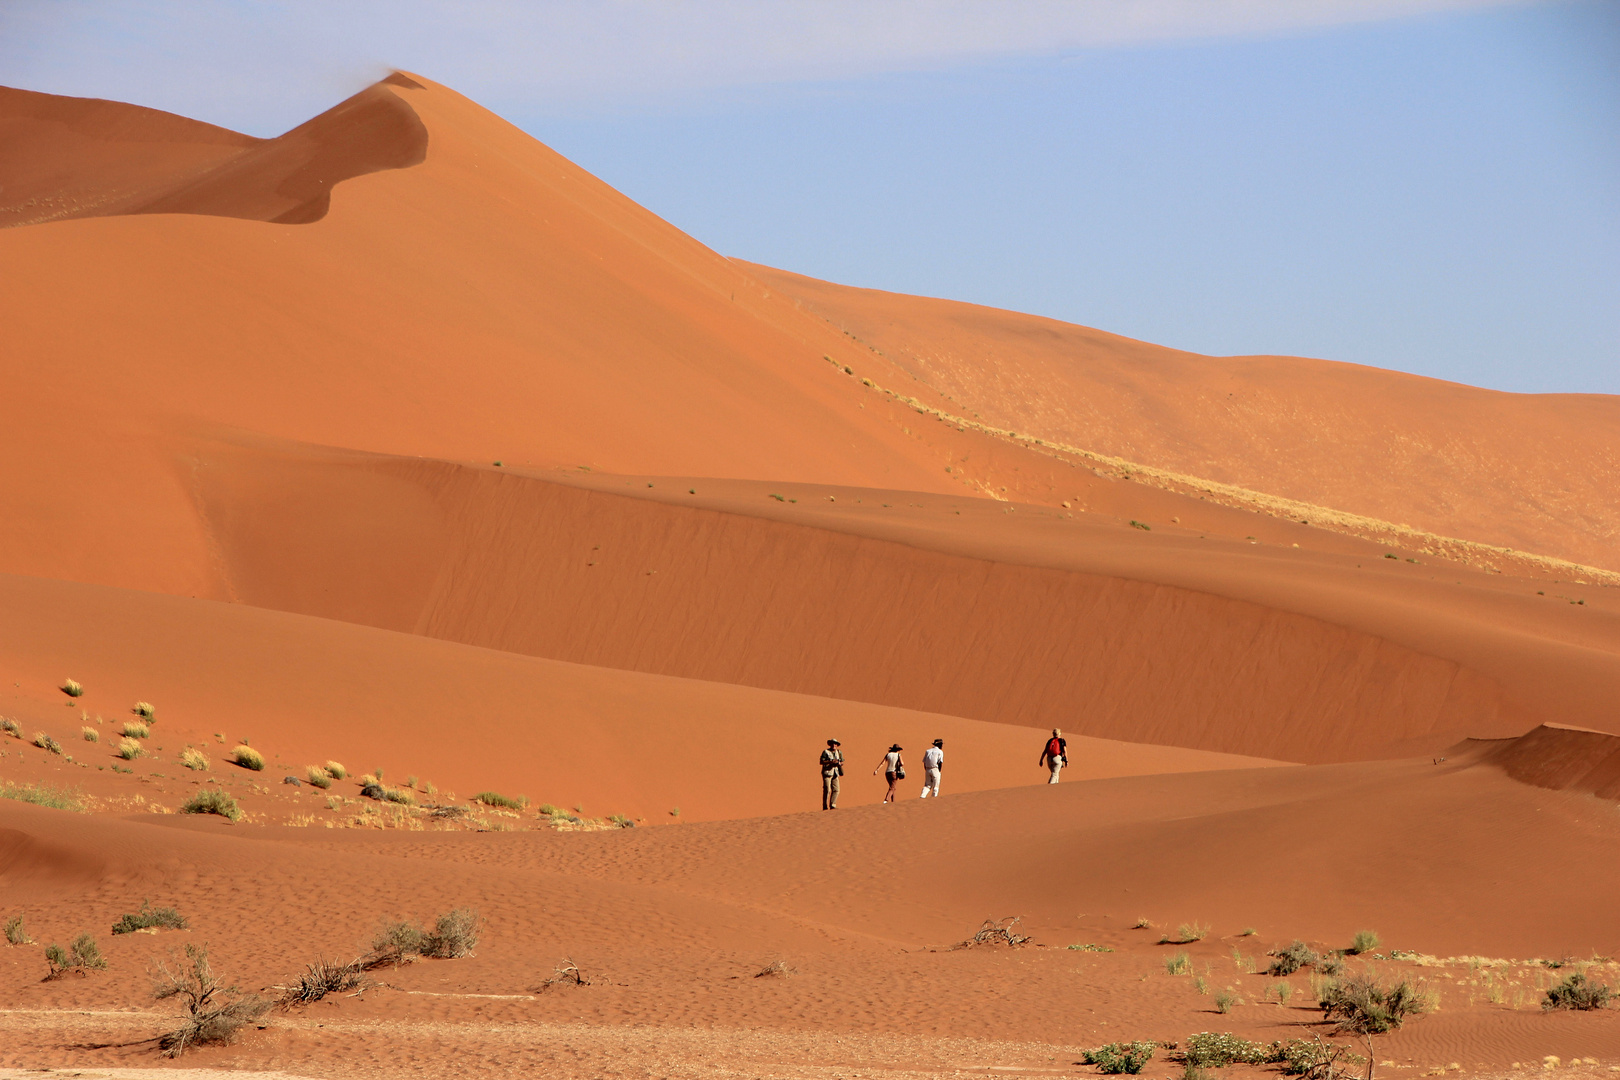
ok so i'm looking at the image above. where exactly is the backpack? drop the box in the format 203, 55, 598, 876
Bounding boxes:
1047, 737, 1064, 761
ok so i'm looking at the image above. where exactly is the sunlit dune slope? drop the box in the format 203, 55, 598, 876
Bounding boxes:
747, 263, 1620, 573
0, 75, 425, 227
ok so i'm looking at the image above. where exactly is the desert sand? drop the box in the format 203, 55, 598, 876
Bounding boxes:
2, 74, 1617, 1079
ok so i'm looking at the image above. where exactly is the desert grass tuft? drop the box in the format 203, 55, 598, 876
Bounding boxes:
113, 900, 188, 935
1348, 930, 1381, 955
0, 780, 85, 812
153, 942, 269, 1056
1166, 950, 1191, 975
305, 766, 332, 789
133, 701, 155, 720
81, 726, 99, 742
121, 720, 150, 739
44, 932, 106, 978
1277, 981, 1294, 1005
5, 914, 32, 945
0, 718, 20, 738
324, 760, 347, 780
61, 679, 84, 698
179, 747, 209, 771
230, 745, 264, 771
473, 791, 525, 811
180, 789, 240, 822
34, 732, 63, 755
118, 737, 145, 760
1215, 989, 1237, 1013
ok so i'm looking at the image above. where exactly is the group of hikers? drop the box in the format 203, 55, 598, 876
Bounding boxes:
818, 728, 1069, 809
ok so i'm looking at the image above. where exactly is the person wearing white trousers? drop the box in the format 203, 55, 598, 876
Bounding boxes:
919, 739, 944, 798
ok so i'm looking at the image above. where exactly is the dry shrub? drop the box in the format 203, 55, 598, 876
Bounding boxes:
367, 919, 425, 967
81, 726, 99, 743
280, 957, 365, 1005
422, 907, 480, 958
34, 732, 63, 755
324, 760, 348, 780
231, 745, 264, 771
0, 718, 20, 738
305, 766, 332, 789
5, 914, 32, 945
133, 701, 156, 720
1269, 941, 1322, 976
755, 959, 796, 978
118, 737, 145, 760
61, 679, 84, 698
541, 958, 592, 989
153, 943, 269, 1056
121, 721, 150, 739
179, 747, 210, 772
956, 916, 1032, 949
113, 901, 188, 935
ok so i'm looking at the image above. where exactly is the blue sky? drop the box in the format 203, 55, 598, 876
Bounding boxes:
4, 1, 1616, 393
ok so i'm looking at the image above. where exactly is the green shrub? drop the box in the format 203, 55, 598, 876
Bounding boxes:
1542, 973, 1614, 1011
305, 766, 332, 789
1268, 940, 1321, 976
1214, 989, 1237, 1013
473, 791, 525, 811
1184, 1032, 1272, 1067
1275, 1039, 1338, 1077
231, 745, 264, 771
180, 789, 240, 822
1348, 930, 1381, 955
112, 901, 189, 935
61, 679, 85, 698
1083, 1042, 1156, 1074
0, 780, 85, 812
118, 737, 145, 760
44, 932, 106, 978
1321, 972, 1430, 1034
4, 914, 31, 945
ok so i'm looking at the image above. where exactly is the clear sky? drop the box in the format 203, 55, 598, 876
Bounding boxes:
3, 1, 1616, 394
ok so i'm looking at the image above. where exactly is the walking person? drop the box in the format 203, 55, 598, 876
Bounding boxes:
873, 744, 905, 803
919, 738, 944, 798
820, 738, 844, 809
1039, 728, 1067, 784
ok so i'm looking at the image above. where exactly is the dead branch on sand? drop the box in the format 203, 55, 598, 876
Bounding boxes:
954, 916, 1033, 950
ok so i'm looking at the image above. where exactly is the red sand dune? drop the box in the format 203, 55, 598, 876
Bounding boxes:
2, 72, 1619, 1078
747, 263, 1620, 573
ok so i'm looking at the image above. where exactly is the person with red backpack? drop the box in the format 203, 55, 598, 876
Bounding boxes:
1039, 728, 1067, 783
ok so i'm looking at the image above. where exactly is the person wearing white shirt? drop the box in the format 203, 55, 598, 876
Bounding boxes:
920, 739, 944, 798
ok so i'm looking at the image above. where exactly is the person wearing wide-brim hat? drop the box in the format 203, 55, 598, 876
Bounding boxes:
873, 743, 905, 803
819, 738, 845, 810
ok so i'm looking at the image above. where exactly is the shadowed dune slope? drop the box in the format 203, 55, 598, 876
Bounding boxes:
0, 572, 1281, 823
1477, 724, 1620, 801
159, 436, 1619, 762
747, 263, 1620, 572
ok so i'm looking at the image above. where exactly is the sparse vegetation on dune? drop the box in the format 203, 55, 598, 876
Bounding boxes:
179, 747, 209, 771
118, 737, 145, 760
0, 718, 20, 738
5, 914, 31, 945
324, 760, 347, 780
133, 701, 155, 720
121, 720, 149, 739
153, 943, 269, 1057
473, 791, 526, 810
112, 901, 188, 935
541, 958, 593, 989
366, 908, 481, 966
305, 765, 332, 789
1320, 971, 1432, 1080
1, 780, 85, 812
1166, 951, 1191, 975
231, 745, 264, 771
60, 679, 84, 698
44, 932, 106, 978
955, 916, 1032, 949
1269, 940, 1322, 976
34, 732, 62, 754
1162, 921, 1209, 944
1348, 930, 1381, 955
81, 726, 99, 742
180, 789, 240, 822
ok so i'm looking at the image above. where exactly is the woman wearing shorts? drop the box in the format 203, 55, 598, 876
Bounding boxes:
873, 743, 905, 803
